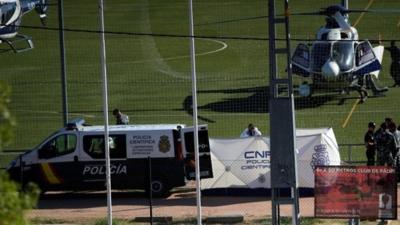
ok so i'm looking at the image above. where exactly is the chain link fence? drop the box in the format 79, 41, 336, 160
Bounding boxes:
1, 0, 399, 224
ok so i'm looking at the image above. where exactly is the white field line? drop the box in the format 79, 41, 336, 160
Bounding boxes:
340, 0, 375, 128
1, 38, 228, 74
12, 108, 397, 119
158, 38, 228, 80
163, 38, 228, 60
14, 109, 96, 118
134, 0, 229, 80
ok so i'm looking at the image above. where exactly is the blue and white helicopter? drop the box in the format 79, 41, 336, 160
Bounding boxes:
291, 5, 388, 102
0, 0, 47, 53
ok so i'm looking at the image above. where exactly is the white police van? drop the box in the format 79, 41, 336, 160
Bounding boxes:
6, 119, 213, 197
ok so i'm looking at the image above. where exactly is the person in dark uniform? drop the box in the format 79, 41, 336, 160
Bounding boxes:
112, 108, 129, 125
375, 123, 396, 166
388, 122, 400, 181
385, 41, 400, 87
364, 122, 376, 166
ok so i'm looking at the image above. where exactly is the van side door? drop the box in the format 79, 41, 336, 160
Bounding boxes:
80, 134, 128, 189
36, 132, 80, 190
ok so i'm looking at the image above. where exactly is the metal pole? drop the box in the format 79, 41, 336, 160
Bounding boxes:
188, 0, 202, 224
98, 0, 113, 224
58, 0, 68, 126
148, 157, 153, 225
341, 0, 348, 9
348, 145, 352, 163
19, 154, 23, 187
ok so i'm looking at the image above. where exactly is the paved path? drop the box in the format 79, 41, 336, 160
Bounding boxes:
29, 187, 399, 221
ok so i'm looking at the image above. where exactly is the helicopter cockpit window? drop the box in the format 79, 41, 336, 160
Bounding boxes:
311, 42, 331, 72
0, 2, 17, 25
332, 41, 354, 72
356, 42, 375, 66
292, 44, 309, 68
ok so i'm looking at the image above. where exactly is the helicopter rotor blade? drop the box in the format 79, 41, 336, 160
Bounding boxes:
366, 9, 400, 13
287, 12, 323, 16
288, 5, 400, 17
289, 10, 369, 16
344, 9, 370, 13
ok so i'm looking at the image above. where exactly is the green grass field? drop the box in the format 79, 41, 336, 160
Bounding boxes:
1, 0, 399, 159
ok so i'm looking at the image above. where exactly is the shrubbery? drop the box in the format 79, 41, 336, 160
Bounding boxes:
0, 171, 39, 225
0, 81, 39, 225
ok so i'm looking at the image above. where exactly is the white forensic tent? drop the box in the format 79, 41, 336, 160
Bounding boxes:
201, 128, 341, 190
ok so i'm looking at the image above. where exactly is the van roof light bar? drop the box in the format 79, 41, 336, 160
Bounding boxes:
66, 118, 86, 130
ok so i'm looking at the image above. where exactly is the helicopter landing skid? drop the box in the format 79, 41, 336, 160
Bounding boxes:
338, 78, 387, 105
0, 34, 34, 53
340, 85, 368, 103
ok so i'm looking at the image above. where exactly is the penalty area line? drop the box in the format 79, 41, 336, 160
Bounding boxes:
342, 0, 372, 128
353, 0, 375, 27
341, 99, 360, 128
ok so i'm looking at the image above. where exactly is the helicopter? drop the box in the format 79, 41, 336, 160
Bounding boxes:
0, 0, 47, 53
291, 5, 389, 103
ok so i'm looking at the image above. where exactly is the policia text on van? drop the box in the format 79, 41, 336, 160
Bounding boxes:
6, 119, 213, 197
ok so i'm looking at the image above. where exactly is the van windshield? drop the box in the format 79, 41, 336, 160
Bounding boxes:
39, 134, 77, 159
34, 131, 60, 151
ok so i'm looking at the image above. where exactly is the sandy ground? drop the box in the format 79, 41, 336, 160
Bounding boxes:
28, 186, 400, 222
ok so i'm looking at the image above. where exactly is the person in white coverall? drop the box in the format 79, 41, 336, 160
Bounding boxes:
240, 123, 262, 138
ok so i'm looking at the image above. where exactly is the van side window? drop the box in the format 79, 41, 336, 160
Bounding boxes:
39, 134, 77, 159
83, 135, 126, 159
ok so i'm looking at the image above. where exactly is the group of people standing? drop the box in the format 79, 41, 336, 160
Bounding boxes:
364, 118, 400, 171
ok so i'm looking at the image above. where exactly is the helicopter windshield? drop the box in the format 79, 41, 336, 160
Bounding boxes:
311, 42, 331, 72
0, 2, 17, 26
332, 41, 354, 72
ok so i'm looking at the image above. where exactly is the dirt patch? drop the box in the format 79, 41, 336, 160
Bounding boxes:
28, 186, 400, 223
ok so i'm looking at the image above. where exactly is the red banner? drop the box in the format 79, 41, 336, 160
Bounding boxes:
315, 166, 397, 219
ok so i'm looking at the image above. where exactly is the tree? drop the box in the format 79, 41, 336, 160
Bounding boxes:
0, 81, 15, 149
0, 81, 38, 225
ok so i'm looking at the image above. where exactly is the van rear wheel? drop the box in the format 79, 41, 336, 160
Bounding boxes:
146, 179, 170, 198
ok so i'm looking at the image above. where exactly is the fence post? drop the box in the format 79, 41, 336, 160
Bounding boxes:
347, 145, 352, 164
348, 218, 359, 225
148, 156, 153, 225
19, 154, 24, 188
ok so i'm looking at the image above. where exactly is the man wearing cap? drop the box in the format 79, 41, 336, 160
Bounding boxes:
364, 122, 376, 166
112, 108, 129, 125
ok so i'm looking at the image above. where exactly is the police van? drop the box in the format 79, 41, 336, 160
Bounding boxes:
6, 119, 213, 197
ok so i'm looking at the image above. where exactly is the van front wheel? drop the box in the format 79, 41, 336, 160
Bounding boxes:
146, 179, 170, 198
